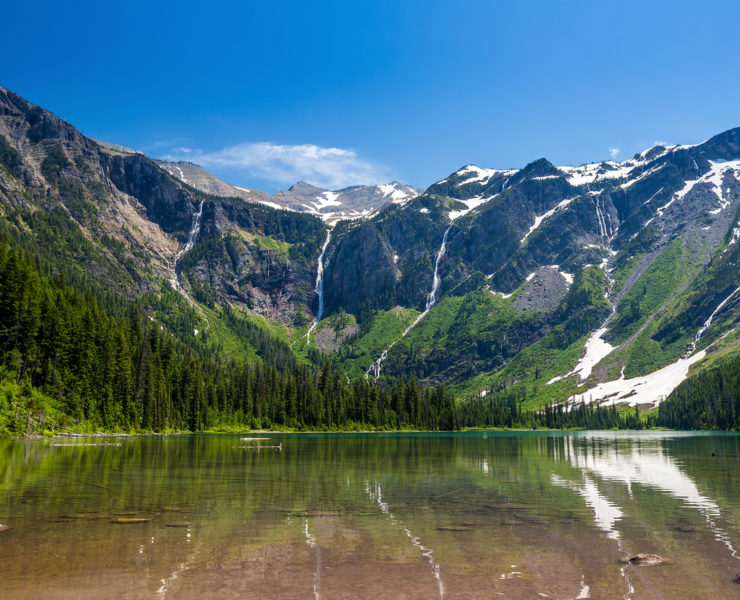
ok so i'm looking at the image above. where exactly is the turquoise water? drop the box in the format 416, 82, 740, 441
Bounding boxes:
0, 431, 738, 599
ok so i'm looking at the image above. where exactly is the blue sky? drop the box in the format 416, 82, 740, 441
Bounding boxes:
3, 0, 740, 192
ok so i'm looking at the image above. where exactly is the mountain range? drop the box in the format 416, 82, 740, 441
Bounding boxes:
0, 84, 738, 423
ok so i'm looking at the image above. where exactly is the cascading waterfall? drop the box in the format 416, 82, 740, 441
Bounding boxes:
684, 286, 740, 358
305, 229, 332, 344
176, 200, 205, 268
425, 226, 450, 309
594, 197, 609, 239
170, 200, 209, 333
366, 225, 452, 380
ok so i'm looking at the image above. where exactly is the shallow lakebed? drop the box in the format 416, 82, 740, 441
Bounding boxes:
1, 431, 739, 599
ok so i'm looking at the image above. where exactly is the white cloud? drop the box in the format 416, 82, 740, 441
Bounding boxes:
162, 142, 390, 190
609, 147, 620, 159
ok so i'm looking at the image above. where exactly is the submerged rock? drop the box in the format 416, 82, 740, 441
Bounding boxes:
113, 518, 150, 524
436, 525, 472, 532
626, 553, 667, 566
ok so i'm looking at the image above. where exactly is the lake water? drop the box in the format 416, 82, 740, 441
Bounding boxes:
1, 432, 739, 599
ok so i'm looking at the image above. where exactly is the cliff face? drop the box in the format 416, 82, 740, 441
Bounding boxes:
0, 85, 324, 323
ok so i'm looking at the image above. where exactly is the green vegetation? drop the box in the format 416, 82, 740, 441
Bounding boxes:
0, 243, 459, 435
609, 238, 695, 344
333, 307, 419, 378
657, 351, 740, 429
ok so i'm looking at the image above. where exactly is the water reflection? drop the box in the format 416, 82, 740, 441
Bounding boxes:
303, 520, 321, 600
0, 432, 738, 599
561, 433, 740, 563
366, 480, 445, 599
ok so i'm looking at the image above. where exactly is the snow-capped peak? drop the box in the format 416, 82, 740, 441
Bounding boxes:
377, 182, 417, 203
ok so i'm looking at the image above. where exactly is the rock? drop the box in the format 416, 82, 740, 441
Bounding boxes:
0, 524, 10, 532
626, 553, 666, 566
734, 573, 740, 584
113, 518, 150, 524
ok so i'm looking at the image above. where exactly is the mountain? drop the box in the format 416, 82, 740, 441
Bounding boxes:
156, 158, 418, 222
0, 85, 326, 334
310, 135, 740, 411
0, 84, 738, 427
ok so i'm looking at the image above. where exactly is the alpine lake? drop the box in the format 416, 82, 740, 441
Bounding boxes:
1, 431, 738, 599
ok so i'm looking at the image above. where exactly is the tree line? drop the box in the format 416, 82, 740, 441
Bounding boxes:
656, 353, 739, 429
0, 243, 459, 433
459, 388, 656, 430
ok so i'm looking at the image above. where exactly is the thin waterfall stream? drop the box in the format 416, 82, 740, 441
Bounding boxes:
170, 200, 210, 332
366, 224, 452, 380
684, 285, 740, 358
306, 229, 332, 345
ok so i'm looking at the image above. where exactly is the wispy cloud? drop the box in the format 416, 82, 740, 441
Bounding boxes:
162, 142, 390, 190
609, 147, 620, 159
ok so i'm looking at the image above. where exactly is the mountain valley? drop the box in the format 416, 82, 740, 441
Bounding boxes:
0, 84, 738, 432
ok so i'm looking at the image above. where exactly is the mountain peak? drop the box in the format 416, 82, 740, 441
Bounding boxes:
288, 181, 325, 193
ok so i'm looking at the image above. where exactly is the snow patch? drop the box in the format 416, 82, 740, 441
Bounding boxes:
378, 183, 415, 203
620, 164, 666, 190
258, 199, 285, 211
312, 191, 342, 210
729, 226, 740, 246
521, 198, 573, 242
548, 328, 614, 385
454, 165, 499, 186
419, 207, 430, 214
448, 194, 497, 221
559, 161, 635, 187
566, 350, 705, 408
653, 160, 740, 219
559, 270, 574, 285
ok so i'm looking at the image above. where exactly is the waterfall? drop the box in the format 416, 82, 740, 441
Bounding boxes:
594, 197, 608, 239
684, 286, 740, 358
425, 226, 450, 309
306, 229, 332, 344
170, 200, 210, 333
176, 200, 205, 265
366, 224, 453, 380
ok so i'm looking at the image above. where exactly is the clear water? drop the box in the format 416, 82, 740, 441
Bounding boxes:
1, 431, 739, 599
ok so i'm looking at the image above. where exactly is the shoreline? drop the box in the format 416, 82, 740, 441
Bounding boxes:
6, 426, 732, 440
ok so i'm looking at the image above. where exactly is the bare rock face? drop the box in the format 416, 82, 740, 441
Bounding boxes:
513, 266, 571, 314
